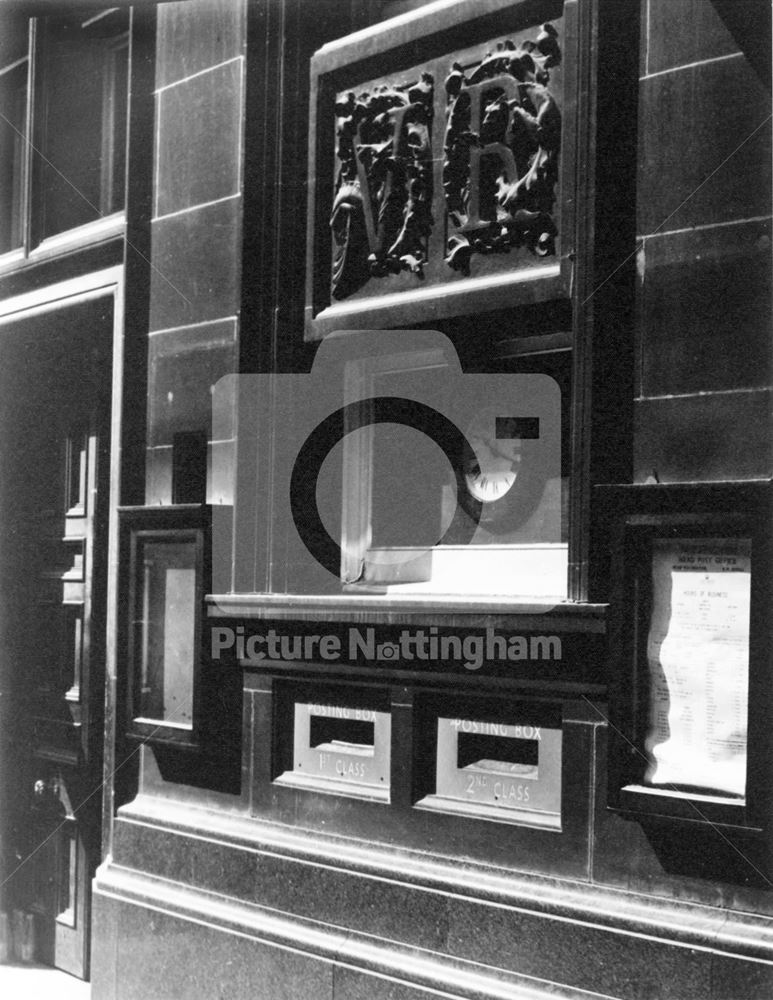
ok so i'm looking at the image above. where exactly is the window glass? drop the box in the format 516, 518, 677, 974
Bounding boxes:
0, 19, 29, 254
379, 1, 435, 18
328, 339, 570, 600
36, 9, 129, 239
137, 539, 197, 728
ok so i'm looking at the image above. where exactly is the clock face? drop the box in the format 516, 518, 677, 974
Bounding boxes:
449, 405, 548, 537
461, 409, 522, 506
464, 466, 518, 503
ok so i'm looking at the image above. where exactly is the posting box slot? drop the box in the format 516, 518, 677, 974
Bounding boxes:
310, 715, 375, 756
458, 733, 538, 778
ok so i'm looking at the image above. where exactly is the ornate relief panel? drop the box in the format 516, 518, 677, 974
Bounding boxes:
306, 0, 576, 340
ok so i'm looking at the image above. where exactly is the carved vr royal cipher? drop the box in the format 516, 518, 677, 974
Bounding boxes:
329, 21, 563, 302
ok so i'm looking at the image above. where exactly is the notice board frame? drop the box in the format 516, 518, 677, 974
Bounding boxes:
118, 504, 212, 749
596, 481, 773, 833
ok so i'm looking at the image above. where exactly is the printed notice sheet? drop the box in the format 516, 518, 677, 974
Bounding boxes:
645, 538, 751, 798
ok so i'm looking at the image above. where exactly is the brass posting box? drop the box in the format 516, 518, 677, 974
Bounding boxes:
422, 716, 562, 828
280, 701, 391, 801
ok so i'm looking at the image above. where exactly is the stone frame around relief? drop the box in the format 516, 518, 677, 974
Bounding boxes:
305, 0, 577, 341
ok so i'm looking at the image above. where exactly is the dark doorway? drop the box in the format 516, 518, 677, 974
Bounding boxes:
0, 295, 113, 978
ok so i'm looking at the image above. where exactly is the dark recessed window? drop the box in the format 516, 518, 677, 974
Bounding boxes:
0, 19, 29, 255
35, 8, 129, 241
380, 1, 433, 15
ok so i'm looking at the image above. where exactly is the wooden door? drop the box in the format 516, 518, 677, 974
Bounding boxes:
0, 302, 111, 978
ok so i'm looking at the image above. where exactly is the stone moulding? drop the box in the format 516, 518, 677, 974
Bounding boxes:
95, 801, 773, 1000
